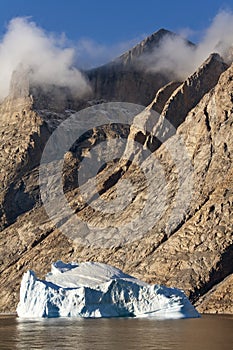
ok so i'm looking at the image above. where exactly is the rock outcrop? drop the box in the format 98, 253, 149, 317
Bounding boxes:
0, 76, 50, 229
149, 81, 182, 114
0, 31, 232, 315
152, 53, 228, 147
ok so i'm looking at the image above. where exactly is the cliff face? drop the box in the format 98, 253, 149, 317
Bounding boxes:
0, 74, 51, 230
85, 29, 191, 105
0, 31, 232, 315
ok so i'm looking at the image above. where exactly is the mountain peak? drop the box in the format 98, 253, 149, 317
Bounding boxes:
116, 29, 175, 65
115, 28, 194, 67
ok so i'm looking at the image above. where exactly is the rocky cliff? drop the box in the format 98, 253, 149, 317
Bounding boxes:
0, 31, 232, 315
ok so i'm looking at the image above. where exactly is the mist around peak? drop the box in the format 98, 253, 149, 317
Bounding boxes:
0, 17, 90, 102
140, 10, 233, 80
1, 10, 233, 102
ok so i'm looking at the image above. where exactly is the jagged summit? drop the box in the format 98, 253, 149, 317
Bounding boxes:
116, 28, 194, 66
85, 29, 196, 105
88, 28, 194, 70
115, 29, 175, 66
85, 29, 186, 105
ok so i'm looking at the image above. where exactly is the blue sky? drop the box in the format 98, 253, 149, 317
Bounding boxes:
0, 0, 232, 44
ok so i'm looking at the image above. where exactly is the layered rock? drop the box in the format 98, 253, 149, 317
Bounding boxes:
149, 81, 182, 114
152, 53, 228, 146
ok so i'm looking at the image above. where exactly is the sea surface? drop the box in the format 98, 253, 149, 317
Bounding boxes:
0, 314, 232, 350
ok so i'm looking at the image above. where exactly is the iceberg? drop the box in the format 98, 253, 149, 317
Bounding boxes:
17, 261, 200, 319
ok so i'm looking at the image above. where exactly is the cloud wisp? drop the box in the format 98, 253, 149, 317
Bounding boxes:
0, 17, 90, 102
140, 10, 233, 80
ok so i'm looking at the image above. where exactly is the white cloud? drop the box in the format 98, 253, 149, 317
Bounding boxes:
141, 10, 233, 80
0, 17, 90, 101
1, 11, 233, 101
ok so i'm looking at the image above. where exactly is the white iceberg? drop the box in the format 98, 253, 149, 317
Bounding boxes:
17, 261, 200, 319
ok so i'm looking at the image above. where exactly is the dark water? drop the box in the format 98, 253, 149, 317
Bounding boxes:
0, 314, 232, 350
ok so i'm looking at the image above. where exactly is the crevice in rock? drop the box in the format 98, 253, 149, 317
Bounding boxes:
0, 227, 55, 276
31, 228, 55, 248
204, 106, 211, 132
99, 164, 129, 196
203, 106, 214, 173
